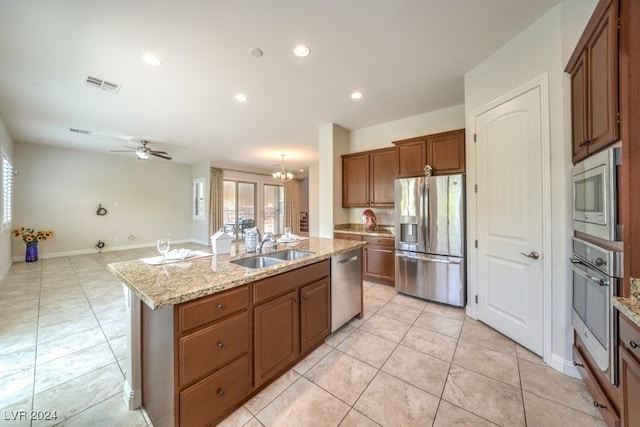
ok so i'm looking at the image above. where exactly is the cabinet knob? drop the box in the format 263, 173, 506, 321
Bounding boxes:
217, 341, 225, 349
217, 303, 225, 310
593, 400, 604, 409
302, 295, 307, 301
217, 389, 225, 398
630, 340, 638, 349
573, 361, 583, 367
294, 298, 300, 304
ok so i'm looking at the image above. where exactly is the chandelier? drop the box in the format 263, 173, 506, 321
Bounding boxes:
273, 154, 293, 182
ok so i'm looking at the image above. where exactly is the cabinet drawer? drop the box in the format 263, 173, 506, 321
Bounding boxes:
333, 232, 363, 242
363, 235, 394, 247
254, 260, 329, 304
178, 286, 248, 333
573, 345, 620, 427
180, 354, 250, 427
179, 312, 249, 387
619, 313, 640, 360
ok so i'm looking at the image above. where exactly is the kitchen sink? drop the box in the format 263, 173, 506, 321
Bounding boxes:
267, 250, 314, 261
230, 256, 284, 269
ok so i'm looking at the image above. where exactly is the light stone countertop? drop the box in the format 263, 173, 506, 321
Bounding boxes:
613, 297, 640, 329
334, 223, 395, 238
108, 237, 366, 310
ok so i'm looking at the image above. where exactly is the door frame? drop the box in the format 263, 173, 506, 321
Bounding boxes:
466, 74, 552, 363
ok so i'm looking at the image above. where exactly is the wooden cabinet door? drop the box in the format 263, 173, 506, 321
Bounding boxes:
620, 345, 640, 427
342, 153, 370, 207
587, 1, 619, 154
427, 129, 465, 175
395, 139, 427, 178
333, 232, 363, 242
570, 50, 589, 163
300, 278, 331, 353
369, 148, 396, 206
253, 290, 300, 386
363, 236, 395, 285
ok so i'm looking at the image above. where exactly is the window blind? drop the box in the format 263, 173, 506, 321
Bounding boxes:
2, 150, 13, 231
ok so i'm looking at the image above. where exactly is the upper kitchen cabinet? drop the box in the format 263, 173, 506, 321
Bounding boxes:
342, 148, 396, 207
566, 0, 619, 163
393, 129, 465, 178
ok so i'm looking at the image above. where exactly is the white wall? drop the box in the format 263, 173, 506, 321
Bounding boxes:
11, 142, 193, 258
464, 0, 597, 374
0, 115, 13, 279
298, 179, 309, 212
317, 123, 349, 237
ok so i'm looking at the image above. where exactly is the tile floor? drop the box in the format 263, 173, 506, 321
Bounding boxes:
0, 245, 606, 426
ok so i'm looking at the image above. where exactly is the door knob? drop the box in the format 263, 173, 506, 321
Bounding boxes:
520, 251, 539, 260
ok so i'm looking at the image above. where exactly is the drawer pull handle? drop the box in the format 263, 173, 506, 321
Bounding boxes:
573, 361, 583, 367
630, 340, 638, 349
593, 401, 604, 409
217, 389, 225, 398
217, 341, 225, 349
217, 303, 225, 310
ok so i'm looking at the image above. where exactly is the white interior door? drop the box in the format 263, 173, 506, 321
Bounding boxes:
475, 86, 544, 355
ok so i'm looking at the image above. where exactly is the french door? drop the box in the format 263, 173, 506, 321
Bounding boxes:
223, 181, 256, 240
263, 184, 284, 235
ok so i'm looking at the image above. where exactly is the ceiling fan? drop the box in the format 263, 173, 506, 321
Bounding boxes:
111, 140, 172, 160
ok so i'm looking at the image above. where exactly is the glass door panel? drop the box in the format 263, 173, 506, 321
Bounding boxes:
223, 181, 256, 240
264, 184, 284, 234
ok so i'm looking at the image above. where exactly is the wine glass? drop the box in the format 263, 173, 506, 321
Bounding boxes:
157, 239, 170, 261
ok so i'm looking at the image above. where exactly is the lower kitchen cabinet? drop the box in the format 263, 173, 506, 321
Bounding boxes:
619, 312, 640, 427
300, 278, 331, 353
363, 235, 395, 285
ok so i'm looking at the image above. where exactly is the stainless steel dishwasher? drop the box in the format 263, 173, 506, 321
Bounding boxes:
331, 248, 363, 332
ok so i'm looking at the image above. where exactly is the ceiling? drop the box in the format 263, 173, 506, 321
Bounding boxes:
0, 0, 564, 176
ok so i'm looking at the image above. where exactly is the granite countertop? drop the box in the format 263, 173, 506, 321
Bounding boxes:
334, 223, 395, 238
614, 297, 640, 328
108, 237, 366, 310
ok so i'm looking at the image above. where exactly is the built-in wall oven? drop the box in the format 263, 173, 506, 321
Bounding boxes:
571, 237, 622, 385
572, 147, 621, 241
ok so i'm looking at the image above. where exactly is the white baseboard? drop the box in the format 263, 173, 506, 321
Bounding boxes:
11, 238, 204, 262
548, 352, 580, 378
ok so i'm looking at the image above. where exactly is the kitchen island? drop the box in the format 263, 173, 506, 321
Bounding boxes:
108, 237, 366, 427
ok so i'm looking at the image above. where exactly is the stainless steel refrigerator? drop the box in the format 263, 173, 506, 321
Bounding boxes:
395, 174, 465, 307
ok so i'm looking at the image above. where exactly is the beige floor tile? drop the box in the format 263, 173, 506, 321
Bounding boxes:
339, 409, 381, 426
245, 369, 300, 415
108, 335, 127, 361
414, 311, 464, 338
519, 358, 603, 419
453, 340, 520, 387
325, 323, 357, 348
376, 301, 422, 324
348, 309, 374, 328
523, 391, 607, 427
37, 307, 99, 344
0, 367, 34, 409
433, 400, 498, 426
389, 293, 428, 311
459, 319, 516, 357
305, 350, 378, 405
362, 294, 388, 313
34, 342, 116, 394
400, 326, 458, 362
354, 371, 439, 427
293, 343, 333, 375
256, 377, 350, 426
36, 327, 107, 365
516, 343, 545, 365
55, 393, 147, 427
0, 347, 35, 377
442, 365, 525, 426
218, 406, 255, 427
359, 314, 411, 343
336, 330, 397, 368
0, 321, 37, 355
363, 285, 397, 302
0, 395, 33, 427
423, 302, 466, 320
94, 306, 126, 326
32, 363, 124, 426
381, 344, 450, 397
243, 417, 263, 427
100, 318, 126, 341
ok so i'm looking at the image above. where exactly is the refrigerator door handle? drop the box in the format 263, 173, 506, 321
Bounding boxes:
423, 182, 430, 250
395, 252, 461, 265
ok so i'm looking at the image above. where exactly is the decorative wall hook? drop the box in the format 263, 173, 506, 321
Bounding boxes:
96, 204, 108, 216
95, 240, 105, 251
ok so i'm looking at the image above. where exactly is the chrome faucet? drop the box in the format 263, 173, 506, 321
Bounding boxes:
257, 231, 275, 253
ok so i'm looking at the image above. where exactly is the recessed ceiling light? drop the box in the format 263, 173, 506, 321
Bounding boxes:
142, 53, 162, 66
293, 44, 310, 57
299, 169, 305, 172
235, 94, 248, 102
350, 91, 363, 100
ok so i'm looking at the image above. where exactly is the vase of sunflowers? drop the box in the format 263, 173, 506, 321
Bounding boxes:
12, 227, 54, 262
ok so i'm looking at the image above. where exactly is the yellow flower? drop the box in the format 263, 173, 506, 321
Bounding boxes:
24, 235, 34, 243
36, 234, 44, 241
12, 229, 20, 237
12, 226, 55, 244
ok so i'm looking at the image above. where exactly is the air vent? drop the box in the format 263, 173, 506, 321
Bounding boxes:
69, 128, 93, 135
84, 75, 121, 93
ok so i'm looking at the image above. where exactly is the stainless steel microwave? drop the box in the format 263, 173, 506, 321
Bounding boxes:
572, 147, 620, 241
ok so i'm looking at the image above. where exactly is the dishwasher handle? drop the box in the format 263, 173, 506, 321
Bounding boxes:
337, 255, 359, 265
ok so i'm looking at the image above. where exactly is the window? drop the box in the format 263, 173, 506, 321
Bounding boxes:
2, 149, 13, 232
263, 184, 284, 234
193, 178, 205, 220
223, 180, 256, 240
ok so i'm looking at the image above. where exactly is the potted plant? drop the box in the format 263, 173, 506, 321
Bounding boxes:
12, 226, 54, 262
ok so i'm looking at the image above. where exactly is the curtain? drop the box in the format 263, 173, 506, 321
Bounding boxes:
208, 168, 224, 237
283, 179, 301, 234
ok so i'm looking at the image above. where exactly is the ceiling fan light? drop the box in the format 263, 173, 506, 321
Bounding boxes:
136, 150, 150, 160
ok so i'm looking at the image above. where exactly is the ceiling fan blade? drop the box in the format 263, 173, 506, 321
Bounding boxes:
150, 150, 169, 155
151, 152, 172, 160
110, 150, 135, 153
